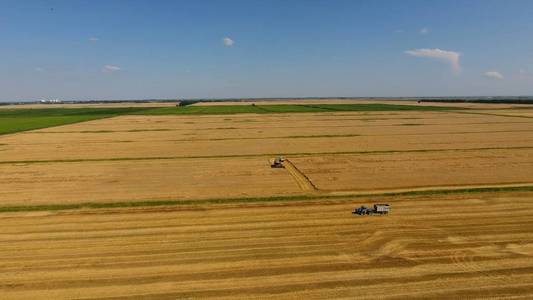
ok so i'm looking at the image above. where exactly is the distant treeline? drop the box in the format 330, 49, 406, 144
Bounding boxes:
3, 96, 533, 106
419, 99, 533, 105
177, 100, 200, 106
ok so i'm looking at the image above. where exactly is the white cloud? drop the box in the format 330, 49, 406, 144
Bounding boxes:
419, 27, 429, 34
405, 48, 461, 73
89, 37, 99, 42
35, 67, 45, 72
222, 37, 234, 47
102, 65, 121, 72
484, 71, 504, 80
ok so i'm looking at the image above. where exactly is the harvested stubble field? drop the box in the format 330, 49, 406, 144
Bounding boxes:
2, 192, 533, 299
1, 101, 533, 298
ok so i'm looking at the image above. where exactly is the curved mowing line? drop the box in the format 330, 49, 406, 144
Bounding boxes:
2, 184, 533, 213
284, 159, 319, 192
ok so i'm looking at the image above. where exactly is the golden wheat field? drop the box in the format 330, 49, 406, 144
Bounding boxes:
1, 101, 533, 299
2, 192, 533, 299
2, 107, 533, 204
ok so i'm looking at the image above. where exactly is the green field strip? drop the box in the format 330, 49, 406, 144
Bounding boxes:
2, 146, 532, 165
0, 104, 462, 135
0, 107, 154, 135
2, 185, 533, 213
134, 103, 461, 116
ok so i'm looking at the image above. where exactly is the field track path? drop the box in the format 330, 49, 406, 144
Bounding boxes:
284, 159, 319, 193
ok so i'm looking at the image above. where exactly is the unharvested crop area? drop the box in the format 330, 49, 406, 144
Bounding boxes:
0, 107, 151, 135
141, 103, 454, 115
2, 106, 533, 206
1, 101, 533, 298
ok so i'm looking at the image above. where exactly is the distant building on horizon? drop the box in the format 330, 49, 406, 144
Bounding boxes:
40, 99, 62, 104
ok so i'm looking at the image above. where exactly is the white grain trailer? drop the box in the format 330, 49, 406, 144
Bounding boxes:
353, 204, 390, 215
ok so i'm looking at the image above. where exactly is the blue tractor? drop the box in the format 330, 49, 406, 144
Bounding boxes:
353, 204, 390, 216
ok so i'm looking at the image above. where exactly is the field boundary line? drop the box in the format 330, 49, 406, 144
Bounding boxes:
134, 103, 461, 116
2, 146, 533, 165
2, 183, 533, 213
449, 110, 533, 119
327, 182, 533, 196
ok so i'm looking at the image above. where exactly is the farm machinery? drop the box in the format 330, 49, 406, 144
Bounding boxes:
353, 204, 390, 216
271, 157, 285, 168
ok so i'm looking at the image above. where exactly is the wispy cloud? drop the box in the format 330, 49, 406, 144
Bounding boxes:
222, 37, 234, 47
484, 71, 504, 80
519, 69, 533, 80
419, 27, 430, 35
89, 37, 99, 42
35, 67, 45, 72
102, 65, 121, 72
405, 48, 461, 73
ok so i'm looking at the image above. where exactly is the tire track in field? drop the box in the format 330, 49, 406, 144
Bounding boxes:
2, 193, 533, 299
283, 159, 319, 192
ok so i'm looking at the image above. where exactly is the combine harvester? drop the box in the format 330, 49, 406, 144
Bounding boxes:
270, 157, 318, 192
270, 157, 286, 168
353, 204, 391, 216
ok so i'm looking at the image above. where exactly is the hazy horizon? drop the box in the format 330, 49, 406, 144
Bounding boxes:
4, 95, 533, 104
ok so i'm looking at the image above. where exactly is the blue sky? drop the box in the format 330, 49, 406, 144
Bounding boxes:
1, 0, 533, 101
